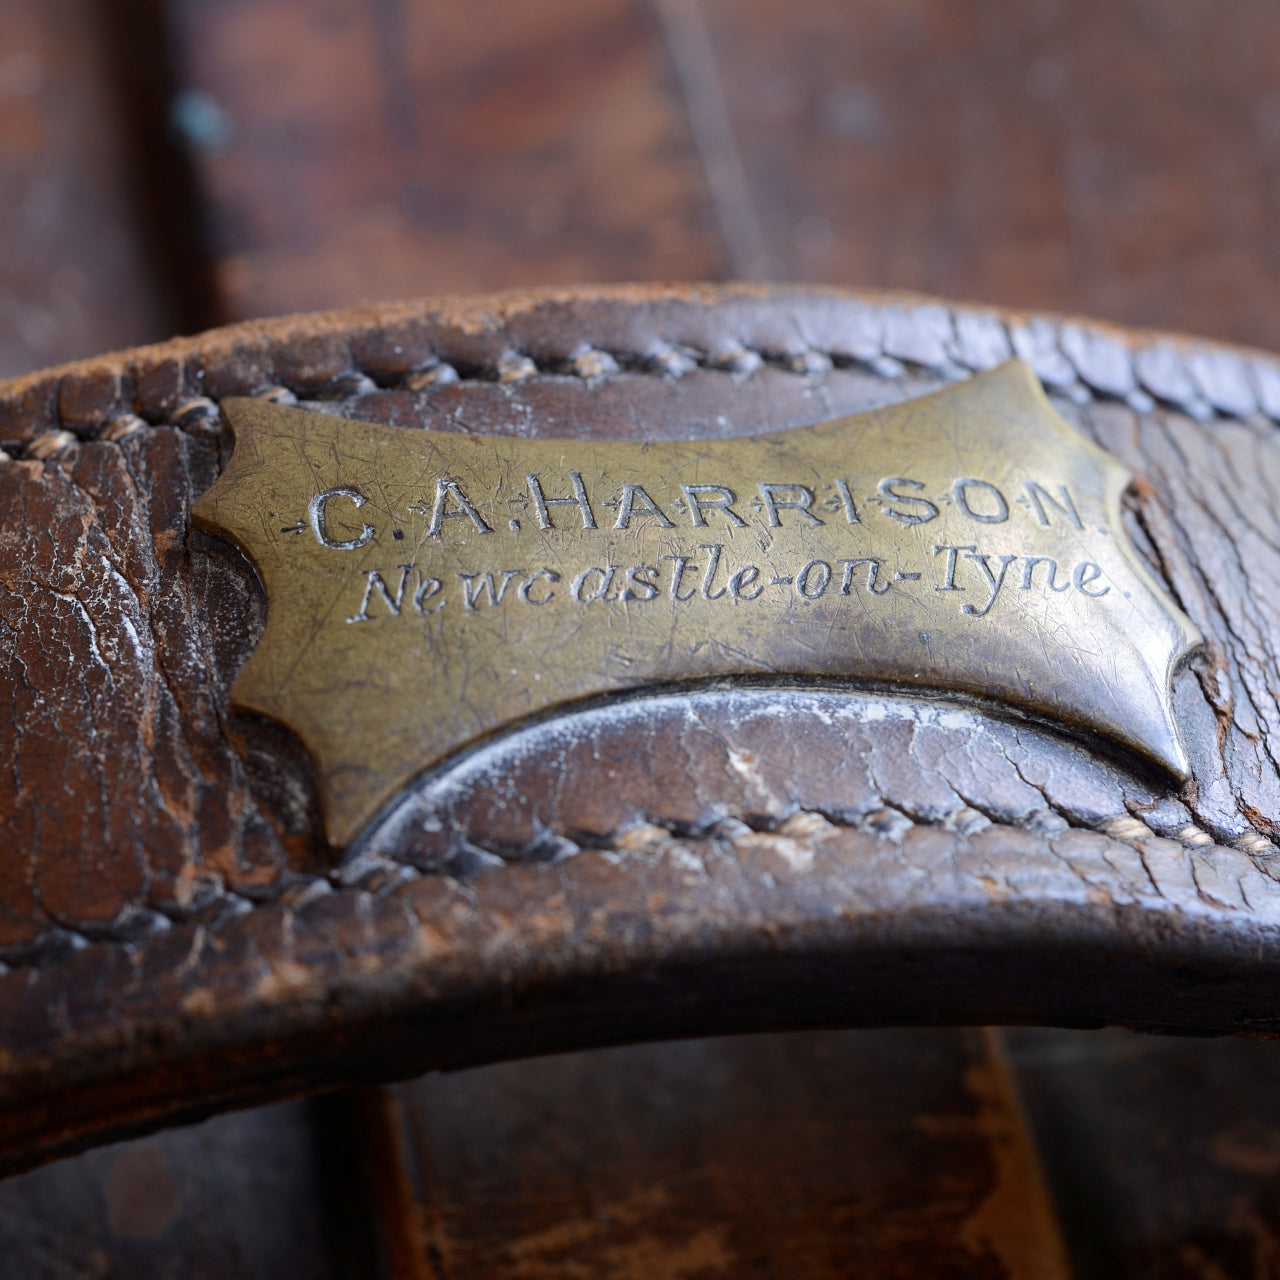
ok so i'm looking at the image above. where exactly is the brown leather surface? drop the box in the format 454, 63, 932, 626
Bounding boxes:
5, 284, 1280, 1174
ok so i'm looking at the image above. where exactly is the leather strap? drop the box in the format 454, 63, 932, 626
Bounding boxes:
2, 284, 1279, 1174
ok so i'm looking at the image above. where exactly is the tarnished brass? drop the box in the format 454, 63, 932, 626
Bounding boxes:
194, 361, 1200, 848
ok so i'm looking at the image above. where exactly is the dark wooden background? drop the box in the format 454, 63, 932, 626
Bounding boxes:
4, 1, 1280, 1276
8, 0, 1280, 379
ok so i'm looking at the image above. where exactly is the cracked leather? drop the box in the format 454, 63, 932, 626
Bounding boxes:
3, 284, 1280, 1175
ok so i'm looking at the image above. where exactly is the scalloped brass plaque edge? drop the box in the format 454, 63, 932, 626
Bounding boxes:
193, 361, 1201, 848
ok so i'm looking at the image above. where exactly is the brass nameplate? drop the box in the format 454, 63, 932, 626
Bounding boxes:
194, 361, 1200, 847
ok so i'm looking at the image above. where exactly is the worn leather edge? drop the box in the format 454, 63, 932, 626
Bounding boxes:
6, 837, 1280, 1178
3, 283, 1278, 458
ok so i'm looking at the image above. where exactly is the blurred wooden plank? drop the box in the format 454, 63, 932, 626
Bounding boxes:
0, 1102, 339, 1279
168, 0, 725, 318
168, 0, 1280, 350
1008, 1029, 1280, 1280
696, 0, 1280, 350
358, 1029, 1071, 1279
651, 0, 769, 278
0, 0, 173, 377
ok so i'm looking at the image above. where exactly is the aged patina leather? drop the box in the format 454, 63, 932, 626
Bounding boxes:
3, 284, 1280, 1176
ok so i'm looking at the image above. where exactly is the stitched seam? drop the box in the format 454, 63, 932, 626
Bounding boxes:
5, 300, 1280, 457
0, 804, 1252, 973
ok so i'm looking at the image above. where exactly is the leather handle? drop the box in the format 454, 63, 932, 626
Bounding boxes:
2, 285, 1279, 1174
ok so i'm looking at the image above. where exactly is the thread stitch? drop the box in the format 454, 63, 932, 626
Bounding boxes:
4, 300, 1280, 454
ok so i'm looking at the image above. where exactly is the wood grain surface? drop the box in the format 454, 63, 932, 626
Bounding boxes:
0, 0, 172, 378
1009, 1028, 1280, 1279
164, 0, 1280, 352
367, 1030, 1071, 1280
166, 0, 723, 318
